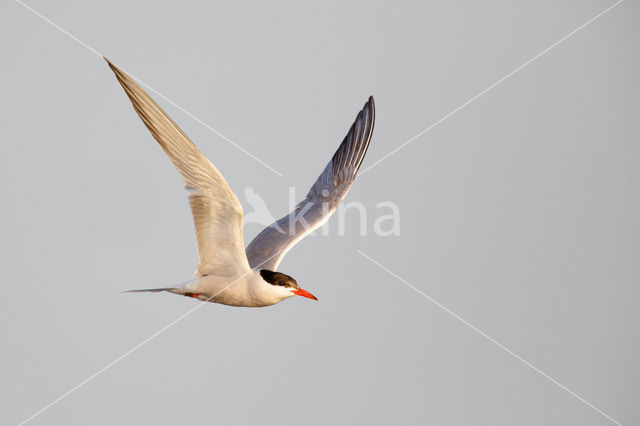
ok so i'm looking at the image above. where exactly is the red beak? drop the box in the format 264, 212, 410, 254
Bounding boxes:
292, 288, 318, 301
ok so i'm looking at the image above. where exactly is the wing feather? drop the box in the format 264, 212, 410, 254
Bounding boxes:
106, 58, 250, 277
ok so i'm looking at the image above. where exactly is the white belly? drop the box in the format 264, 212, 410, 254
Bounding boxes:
174, 272, 287, 307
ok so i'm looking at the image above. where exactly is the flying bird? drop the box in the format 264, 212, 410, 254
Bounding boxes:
106, 58, 374, 307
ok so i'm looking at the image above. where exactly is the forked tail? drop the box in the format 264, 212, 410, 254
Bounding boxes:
123, 278, 197, 295
122, 287, 174, 293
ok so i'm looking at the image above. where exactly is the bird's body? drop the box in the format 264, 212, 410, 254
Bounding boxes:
106, 58, 374, 307
148, 273, 291, 307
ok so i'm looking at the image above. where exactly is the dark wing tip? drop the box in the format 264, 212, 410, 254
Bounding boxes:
330, 96, 376, 181
104, 56, 118, 72
104, 57, 128, 85
366, 96, 375, 113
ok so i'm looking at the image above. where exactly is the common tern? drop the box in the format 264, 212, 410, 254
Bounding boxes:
106, 58, 374, 307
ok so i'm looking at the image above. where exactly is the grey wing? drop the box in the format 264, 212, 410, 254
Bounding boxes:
106, 58, 250, 278
246, 96, 375, 271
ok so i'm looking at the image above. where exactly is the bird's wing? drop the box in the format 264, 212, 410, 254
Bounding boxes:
106, 58, 250, 278
246, 96, 375, 271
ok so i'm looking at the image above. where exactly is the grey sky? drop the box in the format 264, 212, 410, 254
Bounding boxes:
1, 1, 638, 425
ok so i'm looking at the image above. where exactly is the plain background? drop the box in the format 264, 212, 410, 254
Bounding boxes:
1, 0, 638, 425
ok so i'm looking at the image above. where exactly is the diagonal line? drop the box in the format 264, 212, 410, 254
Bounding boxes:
14, 0, 101, 56
357, 0, 625, 176
14, 0, 284, 177
17, 298, 205, 426
18, 251, 282, 426
121, 70, 285, 177
356, 250, 622, 426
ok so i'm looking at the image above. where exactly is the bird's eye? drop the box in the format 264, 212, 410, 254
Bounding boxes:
278, 281, 285, 286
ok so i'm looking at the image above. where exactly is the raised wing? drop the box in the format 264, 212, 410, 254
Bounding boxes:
246, 96, 375, 271
106, 58, 250, 278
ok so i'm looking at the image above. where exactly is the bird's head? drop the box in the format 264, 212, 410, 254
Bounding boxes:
259, 270, 317, 301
